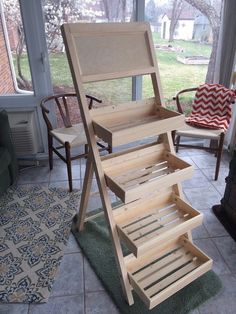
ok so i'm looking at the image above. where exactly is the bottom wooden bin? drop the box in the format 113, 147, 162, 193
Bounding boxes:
126, 237, 212, 309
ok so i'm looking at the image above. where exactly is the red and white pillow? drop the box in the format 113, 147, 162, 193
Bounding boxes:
186, 84, 236, 131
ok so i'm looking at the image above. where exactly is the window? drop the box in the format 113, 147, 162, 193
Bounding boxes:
42, 0, 134, 116
0, 0, 33, 95
145, 0, 223, 111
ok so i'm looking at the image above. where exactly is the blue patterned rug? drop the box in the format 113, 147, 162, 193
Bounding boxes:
0, 185, 80, 303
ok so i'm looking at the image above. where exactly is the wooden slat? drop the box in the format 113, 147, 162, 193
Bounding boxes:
146, 258, 201, 298
133, 246, 187, 281
126, 241, 182, 273
108, 115, 161, 132
180, 237, 210, 263
129, 211, 185, 242
102, 142, 165, 171
120, 204, 177, 233
135, 218, 187, 246
123, 167, 171, 189
118, 162, 169, 187
113, 190, 173, 222
148, 260, 212, 309
117, 169, 191, 203
81, 67, 155, 83
91, 98, 156, 119
139, 252, 195, 289
115, 161, 167, 184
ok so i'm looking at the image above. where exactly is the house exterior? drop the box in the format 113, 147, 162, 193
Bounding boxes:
193, 14, 212, 43
161, 11, 195, 41
161, 10, 212, 43
0, 15, 15, 94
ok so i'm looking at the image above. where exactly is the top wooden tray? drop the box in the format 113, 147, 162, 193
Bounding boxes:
91, 98, 184, 147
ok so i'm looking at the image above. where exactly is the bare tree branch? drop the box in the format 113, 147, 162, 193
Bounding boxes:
169, 0, 184, 42
184, 0, 221, 83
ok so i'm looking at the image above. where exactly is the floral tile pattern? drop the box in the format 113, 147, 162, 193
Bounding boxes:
0, 185, 80, 303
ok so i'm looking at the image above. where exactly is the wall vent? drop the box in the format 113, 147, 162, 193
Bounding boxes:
8, 111, 40, 156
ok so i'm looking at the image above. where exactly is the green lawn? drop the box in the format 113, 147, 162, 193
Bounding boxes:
16, 32, 212, 110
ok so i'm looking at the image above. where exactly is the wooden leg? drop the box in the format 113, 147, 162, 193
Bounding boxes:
215, 133, 225, 181
65, 142, 73, 192
108, 144, 112, 154
171, 130, 176, 145
48, 134, 53, 170
85, 143, 89, 156
77, 153, 94, 231
175, 135, 180, 153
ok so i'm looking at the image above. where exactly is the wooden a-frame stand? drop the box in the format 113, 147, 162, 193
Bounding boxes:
61, 22, 212, 310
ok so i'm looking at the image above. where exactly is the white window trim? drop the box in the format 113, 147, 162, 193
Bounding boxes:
0, 0, 54, 157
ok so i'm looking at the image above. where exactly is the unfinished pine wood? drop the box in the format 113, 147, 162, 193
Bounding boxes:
115, 192, 202, 257
127, 237, 212, 309
61, 21, 211, 310
102, 143, 193, 203
91, 98, 184, 146
62, 22, 135, 306
64, 23, 155, 83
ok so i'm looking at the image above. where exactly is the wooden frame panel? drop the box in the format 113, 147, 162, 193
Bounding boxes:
64, 22, 155, 82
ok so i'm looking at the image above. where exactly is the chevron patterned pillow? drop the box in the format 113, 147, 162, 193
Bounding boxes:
186, 83, 236, 131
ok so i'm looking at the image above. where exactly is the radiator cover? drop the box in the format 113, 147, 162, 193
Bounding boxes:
7, 111, 40, 156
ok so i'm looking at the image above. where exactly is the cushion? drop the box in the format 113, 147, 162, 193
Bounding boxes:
186, 84, 236, 131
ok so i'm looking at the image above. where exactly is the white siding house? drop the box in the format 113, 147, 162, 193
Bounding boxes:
161, 11, 195, 41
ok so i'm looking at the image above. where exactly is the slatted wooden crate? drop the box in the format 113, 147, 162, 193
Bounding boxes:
102, 143, 193, 203
91, 98, 184, 147
114, 192, 202, 257
126, 236, 212, 309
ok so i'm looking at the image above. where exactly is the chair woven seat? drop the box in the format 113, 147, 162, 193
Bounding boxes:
40, 93, 111, 191
176, 123, 223, 140
50, 123, 87, 147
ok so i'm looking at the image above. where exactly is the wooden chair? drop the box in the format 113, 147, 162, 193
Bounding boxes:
173, 85, 235, 180
40, 93, 111, 191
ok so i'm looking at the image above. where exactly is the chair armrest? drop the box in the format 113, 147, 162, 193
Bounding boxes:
173, 87, 197, 114
86, 94, 102, 110
40, 99, 53, 131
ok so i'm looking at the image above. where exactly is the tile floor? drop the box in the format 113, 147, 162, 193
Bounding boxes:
1, 148, 236, 314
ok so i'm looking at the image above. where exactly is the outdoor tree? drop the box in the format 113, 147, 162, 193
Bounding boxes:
3, 0, 102, 89
3, 0, 31, 89
184, 0, 222, 83
44, 0, 102, 51
169, 0, 184, 42
145, 0, 157, 24
101, 0, 130, 22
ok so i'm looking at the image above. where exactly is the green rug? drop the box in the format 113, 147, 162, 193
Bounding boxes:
0, 185, 80, 303
72, 213, 222, 314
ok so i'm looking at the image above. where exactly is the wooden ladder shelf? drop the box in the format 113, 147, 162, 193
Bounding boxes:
61, 22, 212, 310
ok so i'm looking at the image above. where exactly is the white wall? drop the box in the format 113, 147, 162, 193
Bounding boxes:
175, 20, 194, 40
161, 15, 194, 41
